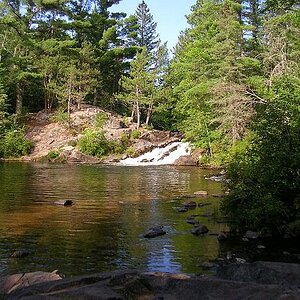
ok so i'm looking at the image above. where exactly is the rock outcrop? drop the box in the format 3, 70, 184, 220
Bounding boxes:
24, 106, 183, 164
1, 264, 300, 299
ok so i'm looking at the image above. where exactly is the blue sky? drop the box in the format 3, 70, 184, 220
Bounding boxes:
110, 0, 196, 51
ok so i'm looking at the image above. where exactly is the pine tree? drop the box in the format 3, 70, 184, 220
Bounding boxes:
117, 48, 155, 128
135, 1, 159, 54
169, 0, 258, 160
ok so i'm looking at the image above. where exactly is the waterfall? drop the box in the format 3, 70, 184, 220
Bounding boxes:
119, 141, 191, 166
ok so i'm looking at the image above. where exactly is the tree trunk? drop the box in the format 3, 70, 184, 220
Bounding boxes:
15, 82, 23, 114
136, 100, 140, 129
67, 78, 72, 128
135, 84, 141, 128
145, 102, 153, 126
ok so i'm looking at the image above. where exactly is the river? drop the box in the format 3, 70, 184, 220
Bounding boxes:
1, 162, 298, 278
0, 162, 229, 276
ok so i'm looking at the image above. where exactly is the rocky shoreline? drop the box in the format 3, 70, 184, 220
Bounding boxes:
1, 262, 299, 299
18, 105, 200, 165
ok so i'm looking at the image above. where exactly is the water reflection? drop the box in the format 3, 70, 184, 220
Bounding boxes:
0, 162, 225, 276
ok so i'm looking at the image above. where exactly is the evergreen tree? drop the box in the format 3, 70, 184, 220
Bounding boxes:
169, 0, 257, 161
222, 1, 300, 235
117, 48, 155, 128
135, 1, 159, 54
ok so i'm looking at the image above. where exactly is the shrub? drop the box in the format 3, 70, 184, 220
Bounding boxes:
51, 109, 69, 125
130, 129, 141, 140
78, 129, 112, 157
0, 129, 32, 158
47, 150, 60, 160
95, 112, 108, 129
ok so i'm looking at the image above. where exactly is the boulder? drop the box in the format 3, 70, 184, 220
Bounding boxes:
54, 200, 73, 206
0, 271, 61, 295
173, 155, 198, 166
143, 226, 166, 238
191, 224, 209, 235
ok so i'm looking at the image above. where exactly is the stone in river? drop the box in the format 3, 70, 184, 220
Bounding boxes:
186, 215, 199, 225
177, 206, 188, 213
143, 226, 166, 238
11, 250, 30, 258
182, 200, 197, 208
54, 200, 73, 206
191, 224, 209, 235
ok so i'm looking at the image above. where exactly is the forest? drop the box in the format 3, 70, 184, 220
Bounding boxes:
0, 0, 299, 236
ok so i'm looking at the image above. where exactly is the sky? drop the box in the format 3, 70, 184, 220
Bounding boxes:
110, 0, 197, 51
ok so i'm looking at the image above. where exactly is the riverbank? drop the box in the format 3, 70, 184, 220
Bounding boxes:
1, 261, 300, 299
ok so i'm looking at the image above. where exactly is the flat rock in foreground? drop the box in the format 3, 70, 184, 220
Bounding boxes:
2, 263, 300, 299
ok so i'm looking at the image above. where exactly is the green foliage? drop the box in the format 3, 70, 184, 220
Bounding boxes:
169, 0, 255, 163
95, 112, 108, 129
0, 128, 32, 158
47, 150, 61, 160
135, 1, 159, 53
78, 128, 130, 157
78, 129, 112, 157
50, 109, 69, 125
130, 129, 141, 140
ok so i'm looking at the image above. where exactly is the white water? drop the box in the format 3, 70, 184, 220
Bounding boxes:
119, 141, 191, 166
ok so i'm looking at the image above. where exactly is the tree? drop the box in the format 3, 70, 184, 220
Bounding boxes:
222, 2, 300, 235
118, 48, 155, 128
169, 0, 257, 162
135, 1, 159, 54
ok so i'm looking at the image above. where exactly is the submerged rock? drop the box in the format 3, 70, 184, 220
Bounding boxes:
177, 206, 188, 213
186, 215, 199, 225
191, 224, 209, 235
11, 250, 30, 258
217, 261, 300, 286
143, 226, 166, 238
182, 200, 197, 208
211, 193, 226, 198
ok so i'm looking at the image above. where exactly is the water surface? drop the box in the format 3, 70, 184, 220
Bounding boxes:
0, 162, 226, 276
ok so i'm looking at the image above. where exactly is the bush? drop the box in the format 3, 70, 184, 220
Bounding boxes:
51, 109, 69, 125
0, 129, 32, 158
78, 129, 112, 157
130, 129, 141, 140
95, 112, 108, 129
221, 81, 300, 236
47, 150, 60, 160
